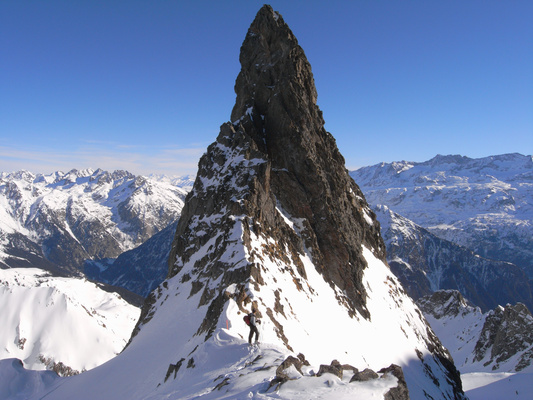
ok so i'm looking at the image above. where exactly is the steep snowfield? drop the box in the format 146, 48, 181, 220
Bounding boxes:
0, 268, 140, 375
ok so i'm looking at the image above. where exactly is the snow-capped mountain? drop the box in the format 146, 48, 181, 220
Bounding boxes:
418, 290, 533, 373
5, 6, 466, 399
0, 267, 140, 376
0, 168, 187, 277
350, 153, 533, 278
375, 205, 533, 312
146, 173, 196, 191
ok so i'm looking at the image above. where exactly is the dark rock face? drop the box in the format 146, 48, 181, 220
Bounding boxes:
474, 303, 533, 371
167, 4, 384, 322
130, 6, 465, 399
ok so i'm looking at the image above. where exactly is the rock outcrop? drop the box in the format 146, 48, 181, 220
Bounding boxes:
473, 303, 533, 371
419, 290, 533, 372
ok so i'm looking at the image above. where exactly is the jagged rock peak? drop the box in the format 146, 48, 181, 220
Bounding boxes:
231, 4, 319, 132
166, 5, 385, 324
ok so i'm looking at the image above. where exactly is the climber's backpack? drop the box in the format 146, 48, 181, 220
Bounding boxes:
243, 314, 251, 326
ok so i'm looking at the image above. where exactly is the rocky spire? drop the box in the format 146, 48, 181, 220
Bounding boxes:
127, 6, 465, 398
166, 5, 384, 323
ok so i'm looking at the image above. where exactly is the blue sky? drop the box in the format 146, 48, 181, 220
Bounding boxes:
1, 1, 532, 176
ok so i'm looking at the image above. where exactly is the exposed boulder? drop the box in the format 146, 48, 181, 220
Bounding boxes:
350, 367, 379, 382
317, 360, 343, 379
268, 355, 306, 390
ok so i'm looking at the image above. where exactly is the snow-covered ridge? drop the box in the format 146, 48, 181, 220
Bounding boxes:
0, 267, 140, 375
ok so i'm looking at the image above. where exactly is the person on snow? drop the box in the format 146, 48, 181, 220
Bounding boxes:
248, 307, 260, 344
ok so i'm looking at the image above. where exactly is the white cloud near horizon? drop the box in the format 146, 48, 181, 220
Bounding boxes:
0, 144, 204, 177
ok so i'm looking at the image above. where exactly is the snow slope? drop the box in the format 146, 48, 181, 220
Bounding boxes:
462, 372, 533, 400
0, 267, 140, 375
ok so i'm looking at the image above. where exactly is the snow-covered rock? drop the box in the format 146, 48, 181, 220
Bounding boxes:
8, 5, 466, 400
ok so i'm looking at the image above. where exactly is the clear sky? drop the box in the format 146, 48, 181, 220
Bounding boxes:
1, 1, 532, 176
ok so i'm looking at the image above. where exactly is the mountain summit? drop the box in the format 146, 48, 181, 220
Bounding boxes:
22, 6, 465, 399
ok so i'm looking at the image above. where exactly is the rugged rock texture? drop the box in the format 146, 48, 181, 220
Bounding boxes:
375, 205, 533, 312
379, 364, 410, 400
317, 360, 344, 379
473, 303, 533, 371
350, 368, 378, 382
417, 290, 476, 319
131, 6, 465, 399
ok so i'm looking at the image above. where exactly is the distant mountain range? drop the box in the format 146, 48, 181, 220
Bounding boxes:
3, 153, 530, 312
374, 204, 533, 312
350, 153, 533, 279
0, 169, 187, 279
